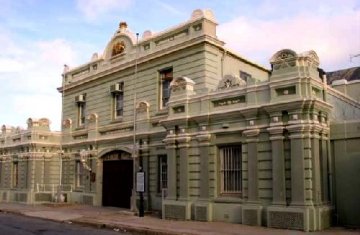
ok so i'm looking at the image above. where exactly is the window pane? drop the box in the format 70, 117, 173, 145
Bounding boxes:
158, 155, 167, 192
160, 68, 173, 108
220, 146, 242, 194
115, 93, 124, 117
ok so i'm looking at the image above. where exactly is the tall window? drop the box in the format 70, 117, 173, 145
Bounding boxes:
111, 82, 124, 119
158, 155, 167, 193
78, 103, 86, 126
240, 71, 251, 82
75, 160, 84, 187
12, 161, 19, 188
0, 160, 2, 186
219, 146, 242, 194
160, 68, 173, 108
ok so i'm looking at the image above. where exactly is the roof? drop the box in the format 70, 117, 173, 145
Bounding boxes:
327, 66, 360, 84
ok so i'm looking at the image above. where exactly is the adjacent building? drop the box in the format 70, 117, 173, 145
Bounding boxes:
0, 118, 61, 204
1, 9, 359, 232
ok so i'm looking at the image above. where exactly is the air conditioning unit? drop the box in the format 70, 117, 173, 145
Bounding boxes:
110, 83, 123, 93
75, 94, 85, 103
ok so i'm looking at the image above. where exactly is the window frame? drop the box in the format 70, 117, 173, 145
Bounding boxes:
12, 161, 19, 188
159, 67, 173, 109
77, 102, 86, 127
239, 70, 252, 82
75, 160, 84, 188
157, 155, 168, 193
219, 145, 242, 196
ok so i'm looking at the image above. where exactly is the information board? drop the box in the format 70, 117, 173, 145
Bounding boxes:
136, 172, 145, 192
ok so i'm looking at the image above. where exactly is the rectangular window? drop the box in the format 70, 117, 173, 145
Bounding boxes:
75, 160, 84, 187
240, 71, 251, 82
160, 68, 173, 108
12, 161, 19, 188
111, 82, 124, 119
78, 103, 86, 126
114, 92, 124, 117
0, 161, 2, 186
220, 146, 242, 194
158, 155, 167, 193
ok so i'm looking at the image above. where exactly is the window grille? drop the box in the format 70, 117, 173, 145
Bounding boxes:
158, 155, 167, 192
75, 160, 84, 187
220, 146, 242, 193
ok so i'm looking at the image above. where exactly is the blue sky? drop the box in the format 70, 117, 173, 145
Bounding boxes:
0, 0, 359, 130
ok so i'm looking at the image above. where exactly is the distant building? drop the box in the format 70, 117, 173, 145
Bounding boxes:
0, 118, 61, 204
1, 9, 359, 232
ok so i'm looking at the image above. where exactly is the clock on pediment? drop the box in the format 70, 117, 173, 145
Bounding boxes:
111, 41, 126, 57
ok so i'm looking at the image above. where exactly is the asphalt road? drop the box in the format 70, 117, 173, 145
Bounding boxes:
0, 212, 130, 235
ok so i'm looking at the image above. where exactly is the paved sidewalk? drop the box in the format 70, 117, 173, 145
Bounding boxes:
0, 202, 359, 235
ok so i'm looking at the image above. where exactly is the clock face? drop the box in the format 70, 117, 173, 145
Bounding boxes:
111, 41, 125, 56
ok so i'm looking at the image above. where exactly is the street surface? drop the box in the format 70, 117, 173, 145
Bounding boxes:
0, 212, 130, 235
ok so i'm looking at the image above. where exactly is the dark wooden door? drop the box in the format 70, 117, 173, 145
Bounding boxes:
102, 160, 133, 208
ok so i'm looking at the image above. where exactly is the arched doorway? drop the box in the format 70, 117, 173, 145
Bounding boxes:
102, 150, 133, 208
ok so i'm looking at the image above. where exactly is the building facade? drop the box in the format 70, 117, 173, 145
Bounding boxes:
1, 9, 359, 232
0, 118, 61, 204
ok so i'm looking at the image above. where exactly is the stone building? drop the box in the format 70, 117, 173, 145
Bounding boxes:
0, 118, 61, 204
1, 9, 359, 232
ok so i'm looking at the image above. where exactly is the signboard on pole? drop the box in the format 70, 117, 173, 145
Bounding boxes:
136, 171, 145, 192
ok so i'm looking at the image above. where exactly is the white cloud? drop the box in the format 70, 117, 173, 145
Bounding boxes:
218, 1, 360, 71
76, 0, 133, 21
0, 57, 25, 72
0, 36, 81, 130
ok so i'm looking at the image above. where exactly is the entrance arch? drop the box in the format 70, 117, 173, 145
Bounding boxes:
101, 150, 133, 208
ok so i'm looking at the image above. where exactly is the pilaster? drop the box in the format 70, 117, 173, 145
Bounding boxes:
267, 115, 286, 206
242, 125, 262, 226
163, 129, 177, 200
177, 128, 191, 200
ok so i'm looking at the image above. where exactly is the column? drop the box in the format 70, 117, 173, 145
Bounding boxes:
311, 125, 322, 206
164, 129, 177, 200
95, 157, 103, 206
268, 124, 286, 205
288, 122, 312, 206
243, 127, 260, 203
197, 127, 211, 199
320, 130, 329, 203
177, 128, 191, 200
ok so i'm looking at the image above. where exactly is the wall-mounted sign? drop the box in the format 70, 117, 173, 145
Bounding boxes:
136, 171, 145, 192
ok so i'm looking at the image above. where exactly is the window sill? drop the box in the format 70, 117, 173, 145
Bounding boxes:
73, 187, 85, 192
155, 107, 169, 116
110, 117, 123, 124
75, 126, 85, 131
213, 195, 243, 204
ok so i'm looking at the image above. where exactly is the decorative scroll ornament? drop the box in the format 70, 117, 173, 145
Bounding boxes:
62, 118, 72, 129
87, 113, 98, 123
111, 41, 125, 56
136, 101, 149, 113
170, 77, 195, 93
217, 74, 246, 90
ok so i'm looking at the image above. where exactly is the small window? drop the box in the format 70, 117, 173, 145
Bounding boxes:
159, 68, 173, 109
12, 161, 19, 188
158, 155, 167, 193
219, 146, 242, 194
75, 160, 84, 187
240, 71, 251, 82
77, 103, 86, 126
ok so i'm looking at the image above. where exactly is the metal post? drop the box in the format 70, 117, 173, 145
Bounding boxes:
131, 32, 140, 213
